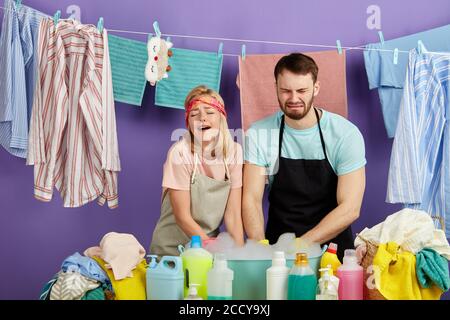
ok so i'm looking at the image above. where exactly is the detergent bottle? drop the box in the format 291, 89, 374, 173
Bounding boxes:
184, 283, 203, 300
146, 255, 184, 300
207, 253, 233, 300
180, 235, 213, 300
316, 267, 339, 300
287, 252, 317, 300
337, 249, 363, 300
320, 242, 342, 275
266, 251, 290, 300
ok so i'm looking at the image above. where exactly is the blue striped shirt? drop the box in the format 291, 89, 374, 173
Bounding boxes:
387, 48, 450, 236
0, 0, 46, 158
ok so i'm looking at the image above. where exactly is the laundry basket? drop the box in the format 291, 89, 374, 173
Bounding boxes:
359, 238, 386, 300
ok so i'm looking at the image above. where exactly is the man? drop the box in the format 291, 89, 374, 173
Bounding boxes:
242, 53, 366, 259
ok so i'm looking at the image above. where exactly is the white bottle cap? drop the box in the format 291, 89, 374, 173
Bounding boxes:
272, 251, 286, 267
213, 253, 227, 269
343, 249, 358, 265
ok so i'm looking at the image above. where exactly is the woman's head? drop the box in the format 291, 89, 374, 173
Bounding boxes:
184, 86, 234, 160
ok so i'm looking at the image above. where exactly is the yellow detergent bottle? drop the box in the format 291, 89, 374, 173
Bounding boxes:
320, 243, 342, 275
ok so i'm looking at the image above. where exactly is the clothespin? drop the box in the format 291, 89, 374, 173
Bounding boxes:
53, 10, 61, 26
147, 33, 153, 41
218, 42, 223, 57
15, 0, 21, 10
336, 40, 343, 55
378, 31, 385, 46
97, 17, 104, 34
166, 37, 171, 43
153, 21, 161, 38
418, 40, 427, 54
241, 44, 246, 61
393, 48, 399, 65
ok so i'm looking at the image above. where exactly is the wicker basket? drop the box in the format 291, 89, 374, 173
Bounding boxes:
359, 238, 386, 300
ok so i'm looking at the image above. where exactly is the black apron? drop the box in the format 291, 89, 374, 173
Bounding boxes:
266, 108, 354, 260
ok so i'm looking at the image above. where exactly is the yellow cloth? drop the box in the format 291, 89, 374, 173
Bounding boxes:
373, 242, 443, 300
93, 256, 147, 300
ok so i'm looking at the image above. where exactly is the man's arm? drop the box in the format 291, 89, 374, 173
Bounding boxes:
300, 167, 366, 244
242, 163, 267, 240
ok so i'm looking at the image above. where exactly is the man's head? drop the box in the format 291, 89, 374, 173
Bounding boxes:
274, 53, 320, 120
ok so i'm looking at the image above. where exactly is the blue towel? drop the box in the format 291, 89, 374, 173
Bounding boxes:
155, 48, 223, 109
108, 34, 148, 106
416, 248, 450, 292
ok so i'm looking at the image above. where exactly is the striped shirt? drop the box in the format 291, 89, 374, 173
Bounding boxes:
387, 48, 450, 235
26, 18, 121, 209
0, 0, 46, 158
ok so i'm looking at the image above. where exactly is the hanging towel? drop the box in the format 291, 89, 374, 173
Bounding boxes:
108, 34, 148, 106
363, 24, 450, 138
416, 248, 450, 292
355, 209, 450, 260
0, 0, 46, 158
155, 48, 223, 109
27, 19, 121, 209
386, 49, 450, 235
84, 232, 146, 281
237, 50, 348, 132
372, 242, 443, 300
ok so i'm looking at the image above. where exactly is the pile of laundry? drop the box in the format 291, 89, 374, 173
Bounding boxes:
355, 209, 450, 300
40, 232, 147, 300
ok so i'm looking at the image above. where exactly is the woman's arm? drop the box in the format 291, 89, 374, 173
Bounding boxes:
168, 189, 210, 241
224, 187, 244, 246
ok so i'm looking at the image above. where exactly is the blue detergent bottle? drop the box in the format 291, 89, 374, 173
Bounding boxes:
287, 252, 318, 300
146, 255, 184, 300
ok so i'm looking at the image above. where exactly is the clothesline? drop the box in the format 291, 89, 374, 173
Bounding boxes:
0, 4, 411, 55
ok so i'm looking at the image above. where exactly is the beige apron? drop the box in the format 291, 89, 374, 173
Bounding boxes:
150, 153, 232, 256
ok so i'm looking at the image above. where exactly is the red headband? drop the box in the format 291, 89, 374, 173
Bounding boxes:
185, 98, 227, 127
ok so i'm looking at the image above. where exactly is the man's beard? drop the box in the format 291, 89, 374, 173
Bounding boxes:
279, 95, 314, 121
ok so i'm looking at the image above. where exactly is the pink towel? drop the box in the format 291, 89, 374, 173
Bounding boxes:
237, 50, 348, 131
84, 232, 146, 280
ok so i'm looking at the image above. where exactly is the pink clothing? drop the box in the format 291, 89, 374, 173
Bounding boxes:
162, 134, 243, 191
84, 232, 146, 281
237, 50, 348, 131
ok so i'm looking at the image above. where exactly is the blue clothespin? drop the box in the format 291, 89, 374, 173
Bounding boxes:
97, 17, 104, 34
153, 21, 161, 38
393, 48, 399, 65
218, 42, 223, 57
241, 44, 246, 61
53, 10, 61, 26
418, 40, 427, 54
336, 40, 343, 55
15, 0, 21, 10
378, 31, 385, 46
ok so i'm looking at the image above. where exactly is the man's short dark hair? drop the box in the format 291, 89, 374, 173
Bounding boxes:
274, 53, 319, 83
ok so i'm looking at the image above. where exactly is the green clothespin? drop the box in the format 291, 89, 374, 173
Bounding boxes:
378, 31, 385, 46
336, 40, 343, 55
53, 10, 61, 26
241, 44, 246, 61
418, 40, 427, 54
97, 17, 104, 33
218, 42, 223, 57
15, 0, 22, 10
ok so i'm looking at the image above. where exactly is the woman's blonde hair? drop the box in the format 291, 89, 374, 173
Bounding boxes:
185, 85, 235, 162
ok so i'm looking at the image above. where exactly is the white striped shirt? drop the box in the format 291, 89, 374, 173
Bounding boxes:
26, 18, 120, 208
387, 48, 450, 235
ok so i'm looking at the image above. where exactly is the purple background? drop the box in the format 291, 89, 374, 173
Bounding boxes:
0, 0, 449, 300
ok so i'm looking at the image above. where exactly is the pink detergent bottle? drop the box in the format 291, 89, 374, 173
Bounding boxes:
336, 249, 363, 300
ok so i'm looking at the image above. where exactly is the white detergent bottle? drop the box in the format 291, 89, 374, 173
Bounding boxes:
184, 283, 203, 300
207, 253, 233, 300
266, 251, 290, 300
316, 267, 339, 300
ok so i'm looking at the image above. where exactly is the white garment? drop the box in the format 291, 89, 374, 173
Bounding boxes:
354, 209, 450, 260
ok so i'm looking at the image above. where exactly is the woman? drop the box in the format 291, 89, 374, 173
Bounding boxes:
150, 85, 244, 256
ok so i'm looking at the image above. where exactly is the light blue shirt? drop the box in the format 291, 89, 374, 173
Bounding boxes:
0, 0, 46, 158
364, 24, 450, 138
244, 109, 366, 186
387, 48, 450, 236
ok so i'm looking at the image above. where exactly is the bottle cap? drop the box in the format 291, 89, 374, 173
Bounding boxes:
295, 252, 309, 266
343, 249, 358, 265
327, 242, 338, 254
188, 283, 200, 297
259, 239, 269, 245
213, 253, 227, 269
191, 235, 202, 248
272, 251, 286, 267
